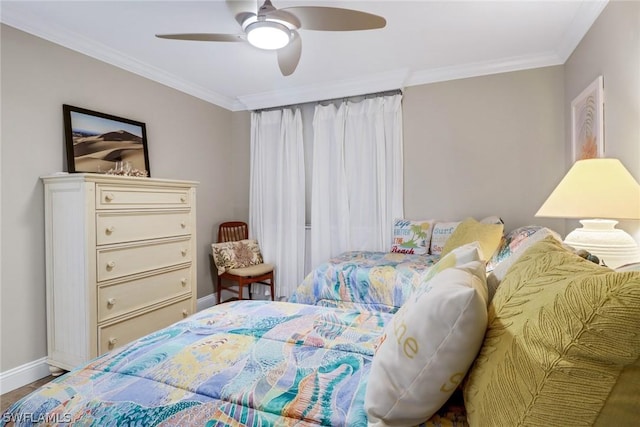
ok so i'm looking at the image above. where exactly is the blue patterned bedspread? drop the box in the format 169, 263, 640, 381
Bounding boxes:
2, 300, 466, 426
5, 301, 382, 426
291, 251, 439, 313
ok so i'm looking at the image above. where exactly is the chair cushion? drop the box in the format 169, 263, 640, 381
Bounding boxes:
226, 263, 274, 277
211, 239, 264, 275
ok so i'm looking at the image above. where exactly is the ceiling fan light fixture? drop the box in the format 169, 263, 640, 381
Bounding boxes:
246, 21, 291, 50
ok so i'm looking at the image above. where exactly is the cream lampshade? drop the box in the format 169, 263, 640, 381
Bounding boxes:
536, 158, 640, 268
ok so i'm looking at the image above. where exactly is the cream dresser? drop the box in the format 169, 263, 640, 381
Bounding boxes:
41, 173, 198, 373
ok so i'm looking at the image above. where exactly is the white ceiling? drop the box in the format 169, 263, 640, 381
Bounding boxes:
1, 0, 607, 111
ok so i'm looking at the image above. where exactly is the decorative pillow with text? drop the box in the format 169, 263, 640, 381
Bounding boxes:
429, 221, 461, 256
365, 243, 489, 426
390, 218, 434, 255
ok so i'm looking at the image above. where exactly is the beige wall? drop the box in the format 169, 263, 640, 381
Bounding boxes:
0, 25, 250, 372
564, 0, 640, 241
401, 0, 640, 241
403, 66, 567, 234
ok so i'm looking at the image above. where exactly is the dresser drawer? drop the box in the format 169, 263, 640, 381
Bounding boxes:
96, 184, 191, 210
96, 211, 192, 245
97, 238, 192, 282
97, 266, 192, 322
98, 298, 192, 354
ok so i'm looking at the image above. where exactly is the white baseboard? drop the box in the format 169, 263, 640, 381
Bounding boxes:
197, 293, 216, 311
0, 357, 50, 395
1, 294, 218, 395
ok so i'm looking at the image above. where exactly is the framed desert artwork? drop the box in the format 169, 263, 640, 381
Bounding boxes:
571, 76, 604, 162
63, 104, 150, 176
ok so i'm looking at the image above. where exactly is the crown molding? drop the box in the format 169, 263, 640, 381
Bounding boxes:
1, 1, 607, 112
555, 0, 608, 62
405, 0, 607, 89
406, 52, 564, 87
237, 68, 410, 110
0, 4, 243, 111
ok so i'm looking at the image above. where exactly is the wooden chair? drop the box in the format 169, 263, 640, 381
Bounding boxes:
213, 221, 275, 304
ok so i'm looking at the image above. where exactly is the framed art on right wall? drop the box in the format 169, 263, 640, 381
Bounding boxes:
571, 75, 604, 162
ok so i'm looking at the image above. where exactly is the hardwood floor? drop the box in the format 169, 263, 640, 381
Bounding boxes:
1, 376, 55, 413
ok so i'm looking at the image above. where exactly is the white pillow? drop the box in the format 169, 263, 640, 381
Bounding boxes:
390, 218, 435, 255
429, 221, 460, 256
365, 244, 489, 426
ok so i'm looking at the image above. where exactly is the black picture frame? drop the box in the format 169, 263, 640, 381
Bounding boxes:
63, 104, 150, 176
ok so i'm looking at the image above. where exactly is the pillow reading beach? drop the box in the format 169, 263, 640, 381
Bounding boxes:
390, 218, 434, 255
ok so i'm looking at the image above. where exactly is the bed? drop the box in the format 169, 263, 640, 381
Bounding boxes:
290, 250, 439, 313
9, 225, 630, 426
2, 251, 468, 427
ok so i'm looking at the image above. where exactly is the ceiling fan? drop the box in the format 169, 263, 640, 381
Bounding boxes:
156, 0, 386, 76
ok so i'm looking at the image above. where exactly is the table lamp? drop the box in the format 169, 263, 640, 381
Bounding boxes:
536, 158, 640, 268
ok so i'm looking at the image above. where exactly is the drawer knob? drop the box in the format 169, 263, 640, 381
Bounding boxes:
180, 195, 187, 203
181, 278, 187, 286
180, 221, 187, 228
107, 298, 116, 307
104, 193, 114, 202
108, 337, 118, 346
106, 261, 116, 270
182, 309, 189, 317
105, 226, 115, 235
181, 249, 188, 256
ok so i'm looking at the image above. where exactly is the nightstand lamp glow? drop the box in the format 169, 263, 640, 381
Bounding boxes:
536, 158, 640, 268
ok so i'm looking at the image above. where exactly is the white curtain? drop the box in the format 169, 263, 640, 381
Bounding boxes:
249, 108, 306, 298
310, 94, 404, 269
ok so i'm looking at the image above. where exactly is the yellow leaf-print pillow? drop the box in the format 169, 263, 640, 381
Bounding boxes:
464, 236, 640, 427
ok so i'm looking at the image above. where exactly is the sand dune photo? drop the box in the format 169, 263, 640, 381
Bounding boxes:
63, 105, 150, 176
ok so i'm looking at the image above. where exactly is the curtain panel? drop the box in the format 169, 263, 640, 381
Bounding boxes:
310, 94, 404, 269
249, 109, 306, 298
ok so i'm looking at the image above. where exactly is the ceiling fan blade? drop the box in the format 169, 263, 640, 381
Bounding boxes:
226, 0, 256, 16
281, 7, 386, 31
264, 9, 301, 28
277, 31, 301, 76
156, 33, 245, 42
235, 11, 256, 27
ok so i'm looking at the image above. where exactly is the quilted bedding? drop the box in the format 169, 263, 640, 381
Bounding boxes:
3, 252, 469, 426
2, 300, 466, 426
290, 251, 438, 313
